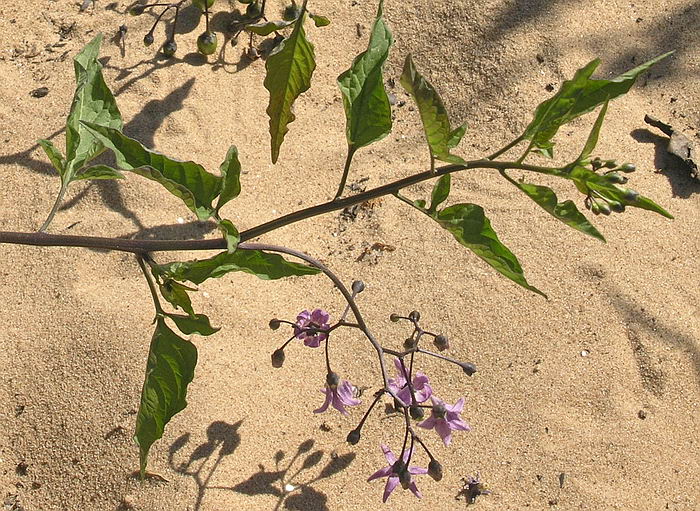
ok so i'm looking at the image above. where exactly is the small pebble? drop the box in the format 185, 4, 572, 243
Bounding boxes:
29, 87, 49, 98
580, 349, 589, 357
176, 217, 185, 224
638, 409, 647, 419
284, 483, 296, 492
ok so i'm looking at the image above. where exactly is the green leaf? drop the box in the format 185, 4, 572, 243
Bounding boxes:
428, 174, 451, 214
218, 219, 239, 254
309, 13, 330, 27
245, 19, 294, 36
37, 139, 65, 175
81, 122, 222, 220
337, 0, 393, 150
570, 166, 673, 218
166, 313, 220, 336
435, 204, 545, 297
264, 2, 316, 163
153, 249, 320, 285
73, 164, 125, 181
400, 54, 466, 165
216, 145, 242, 212
159, 280, 196, 317
447, 124, 467, 150
578, 101, 608, 163
64, 34, 123, 181
522, 52, 673, 154
135, 319, 197, 477
502, 172, 605, 242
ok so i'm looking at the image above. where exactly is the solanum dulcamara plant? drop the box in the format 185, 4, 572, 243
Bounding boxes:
0, 0, 674, 503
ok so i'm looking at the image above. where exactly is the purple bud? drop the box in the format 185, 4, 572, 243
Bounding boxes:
271, 349, 285, 368
434, 334, 449, 351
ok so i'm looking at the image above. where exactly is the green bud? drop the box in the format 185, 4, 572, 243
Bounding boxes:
597, 200, 611, 216
590, 200, 601, 215
269, 318, 281, 330
403, 337, 416, 350
621, 188, 640, 202
283, 4, 301, 21
606, 172, 628, 184
434, 334, 449, 351
619, 163, 636, 173
609, 201, 625, 213
603, 160, 617, 169
351, 280, 365, 293
246, 1, 262, 18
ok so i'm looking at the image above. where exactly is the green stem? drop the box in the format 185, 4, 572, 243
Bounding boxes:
333, 146, 357, 201
39, 182, 69, 232
486, 135, 523, 161
137, 255, 164, 316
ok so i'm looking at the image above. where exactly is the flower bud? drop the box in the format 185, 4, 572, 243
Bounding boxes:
433, 334, 449, 351
603, 160, 617, 169
403, 337, 416, 349
351, 280, 365, 293
398, 468, 411, 489
389, 313, 401, 322
129, 5, 146, 15
621, 188, 639, 202
346, 429, 361, 445
271, 349, 285, 368
460, 361, 477, 376
590, 200, 601, 215
326, 371, 340, 388
609, 201, 625, 213
408, 310, 421, 322
409, 405, 424, 420
428, 459, 443, 481
269, 318, 281, 330
619, 163, 636, 173
597, 200, 611, 216
591, 157, 603, 170
143, 33, 154, 46
606, 172, 628, 184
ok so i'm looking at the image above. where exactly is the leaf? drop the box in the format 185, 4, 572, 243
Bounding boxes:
502, 173, 605, 241
245, 19, 294, 36
400, 54, 466, 165
309, 13, 330, 27
337, 0, 393, 150
73, 164, 125, 181
578, 101, 608, 163
447, 124, 467, 150
522, 52, 673, 154
216, 145, 242, 212
159, 280, 196, 317
64, 34, 122, 181
428, 174, 451, 214
166, 313, 220, 336
264, 2, 316, 163
37, 139, 65, 175
218, 219, 240, 254
81, 122, 222, 220
153, 250, 320, 286
435, 204, 545, 297
135, 319, 197, 477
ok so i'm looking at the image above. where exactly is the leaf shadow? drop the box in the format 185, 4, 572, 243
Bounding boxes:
630, 128, 700, 198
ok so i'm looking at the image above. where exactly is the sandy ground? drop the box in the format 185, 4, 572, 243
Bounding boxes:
0, 0, 699, 510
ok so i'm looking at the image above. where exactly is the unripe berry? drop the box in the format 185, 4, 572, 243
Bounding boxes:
162, 39, 177, 57
283, 3, 301, 21
246, 1, 262, 18
609, 201, 625, 213
619, 163, 636, 173
197, 31, 217, 55
409, 405, 424, 420
143, 33, 154, 46
269, 318, 281, 330
460, 361, 477, 376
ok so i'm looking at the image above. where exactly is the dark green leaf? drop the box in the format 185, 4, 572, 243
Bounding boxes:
436, 204, 545, 297
81, 122, 222, 220
37, 139, 65, 175
428, 174, 451, 214
337, 0, 393, 150
153, 249, 320, 285
309, 13, 330, 27
578, 101, 608, 163
264, 2, 316, 163
73, 164, 125, 181
135, 319, 197, 477
216, 145, 242, 212
166, 313, 220, 336
522, 52, 672, 154
64, 34, 123, 181
245, 19, 294, 36
159, 279, 196, 317
400, 54, 465, 165
502, 172, 604, 241
218, 219, 239, 254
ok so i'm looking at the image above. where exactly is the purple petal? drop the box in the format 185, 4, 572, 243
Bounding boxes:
313, 387, 332, 414
382, 476, 399, 502
381, 444, 397, 465
447, 415, 470, 431
409, 466, 429, 475
367, 466, 393, 482
408, 481, 423, 499
445, 397, 465, 413
303, 335, 323, 348
417, 416, 436, 430
434, 419, 453, 446
337, 380, 361, 407
392, 358, 407, 384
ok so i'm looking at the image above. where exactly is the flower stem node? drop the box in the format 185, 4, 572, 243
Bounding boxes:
428, 459, 443, 482
433, 334, 449, 351
271, 348, 285, 368
351, 280, 366, 293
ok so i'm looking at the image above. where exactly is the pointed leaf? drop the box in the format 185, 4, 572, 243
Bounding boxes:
337, 0, 393, 150
522, 52, 673, 153
502, 172, 604, 241
447, 124, 467, 150
153, 250, 320, 285
245, 19, 294, 36
578, 101, 608, 163
400, 54, 465, 165
218, 219, 239, 254
135, 319, 197, 477
264, 3, 316, 163
428, 174, 451, 214
64, 34, 123, 181
216, 145, 242, 212
73, 164, 125, 181
81, 122, 222, 219
435, 204, 545, 297
159, 279, 196, 317
310, 13, 330, 27
166, 313, 220, 336
37, 139, 65, 176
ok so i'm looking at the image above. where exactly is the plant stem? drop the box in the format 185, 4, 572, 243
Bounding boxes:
486, 135, 523, 160
137, 254, 164, 316
333, 146, 357, 201
39, 182, 68, 232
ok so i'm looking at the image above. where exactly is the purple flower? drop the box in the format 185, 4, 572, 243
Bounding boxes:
418, 396, 470, 446
388, 358, 433, 406
314, 378, 361, 415
367, 444, 428, 503
294, 308, 330, 348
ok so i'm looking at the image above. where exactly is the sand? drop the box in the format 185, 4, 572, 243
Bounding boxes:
0, 0, 698, 510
